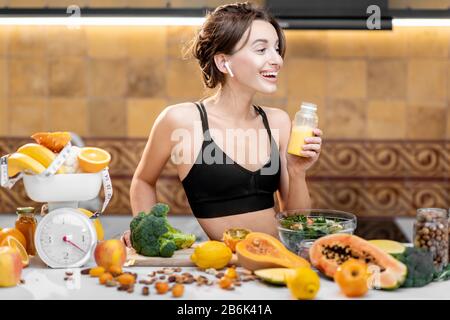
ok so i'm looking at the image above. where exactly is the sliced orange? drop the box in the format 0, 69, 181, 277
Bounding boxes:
78, 147, 111, 173
1, 236, 29, 267
0, 228, 27, 249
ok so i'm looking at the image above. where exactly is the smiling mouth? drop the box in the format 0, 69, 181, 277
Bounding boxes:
260, 71, 278, 79
260, 72, 278, 82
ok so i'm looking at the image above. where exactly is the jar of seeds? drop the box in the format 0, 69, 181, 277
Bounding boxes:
414, 208, 448, 272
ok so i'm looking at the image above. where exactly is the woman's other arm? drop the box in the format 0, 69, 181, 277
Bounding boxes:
130, 106, 178, 216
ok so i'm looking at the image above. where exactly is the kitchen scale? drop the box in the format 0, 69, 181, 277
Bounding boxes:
22, 172, 107, 268
1, 143, 113, 269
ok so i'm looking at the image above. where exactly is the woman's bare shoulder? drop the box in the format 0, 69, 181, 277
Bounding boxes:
258, 106, 291, 129
158, 102, 199, 129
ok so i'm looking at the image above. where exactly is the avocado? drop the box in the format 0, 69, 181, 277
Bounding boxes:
254, 268, 296, 285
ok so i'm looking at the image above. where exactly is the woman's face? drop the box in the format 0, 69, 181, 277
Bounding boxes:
227, 19, 284, 94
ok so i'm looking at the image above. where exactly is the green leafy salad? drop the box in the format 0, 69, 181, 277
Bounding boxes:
280, 215, 345, 237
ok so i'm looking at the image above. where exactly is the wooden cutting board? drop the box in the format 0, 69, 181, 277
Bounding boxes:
125, 247, 239, 267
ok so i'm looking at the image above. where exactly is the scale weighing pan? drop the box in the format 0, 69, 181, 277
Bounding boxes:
23, 172, 103, 203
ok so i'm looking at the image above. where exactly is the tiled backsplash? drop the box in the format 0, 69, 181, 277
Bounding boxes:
0, 24, 449, 139
1, 137, 448, 217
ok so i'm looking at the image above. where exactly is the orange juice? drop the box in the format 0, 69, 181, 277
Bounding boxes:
287, 125, 314, 156
288, 102, 318, 157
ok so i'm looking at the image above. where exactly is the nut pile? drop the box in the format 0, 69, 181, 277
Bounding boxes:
414, 208, 449, 271
80, 265, 257, 297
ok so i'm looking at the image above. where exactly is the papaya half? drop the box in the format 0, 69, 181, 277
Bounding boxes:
235, 232, 310, 271
309, 234, 407, 290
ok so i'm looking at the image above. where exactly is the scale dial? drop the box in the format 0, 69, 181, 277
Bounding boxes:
35, 208, 97, 268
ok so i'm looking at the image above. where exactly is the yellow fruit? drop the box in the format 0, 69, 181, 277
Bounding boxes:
286, 267, 320, 300
89, 266, 105, 277
17, 143, 65, 174
6, 153, 46, 177
1, 235, 29, 268
0, 247, 22, 287
0, 228, 27, 249
190, 241, 232, 269
78, 208, 104, 241
78, 147, 111, 173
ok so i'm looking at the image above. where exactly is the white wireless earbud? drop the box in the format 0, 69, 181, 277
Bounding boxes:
224, 61, 234, 77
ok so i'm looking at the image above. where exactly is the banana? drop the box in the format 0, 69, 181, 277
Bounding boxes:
17, 143, 65, 174
6, 152, 46, 177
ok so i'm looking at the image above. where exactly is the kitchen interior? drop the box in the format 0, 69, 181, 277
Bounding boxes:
1, 0, 449, 242
0, 0, 449, 299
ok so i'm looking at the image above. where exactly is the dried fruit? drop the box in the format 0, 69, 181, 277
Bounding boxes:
99, 272, 113, 285
81, 268, 91, 275
224, 267, 238, 280
89, 266, 105, 277
116, 273, 136, 286
105, 280, 117, 287
142, 286, 150, 296
218, 276, 233, 289
155, 281, 169, 294
172, 284, 184, 298
109, 265, 123, 277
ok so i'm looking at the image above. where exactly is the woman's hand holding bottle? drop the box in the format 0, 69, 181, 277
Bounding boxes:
287, 128, 322, 175
286, 102, 322, 175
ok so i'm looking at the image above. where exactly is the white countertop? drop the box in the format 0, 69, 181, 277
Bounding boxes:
1, 257, 450, 300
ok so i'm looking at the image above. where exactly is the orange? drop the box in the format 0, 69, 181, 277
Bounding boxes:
1, 236, 29, 267
78, 147, 111, 173
334, 259, 369, 298
0, 228, 27, 249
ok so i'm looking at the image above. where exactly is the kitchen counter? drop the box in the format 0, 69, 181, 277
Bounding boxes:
1, 256, 450, 300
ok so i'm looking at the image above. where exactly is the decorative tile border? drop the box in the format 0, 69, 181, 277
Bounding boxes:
0, 138, 449, 216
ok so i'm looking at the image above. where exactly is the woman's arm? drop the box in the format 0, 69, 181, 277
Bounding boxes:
130, 106, 177, 216
123, 106, 179, 247
275, 110, 312, 212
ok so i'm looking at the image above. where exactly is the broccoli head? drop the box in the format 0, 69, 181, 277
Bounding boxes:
129, 202, 196, 257
398, 247, 435, 288
130, 211, 147, 231
163, 232, 196, 249
159, 238, 177, 257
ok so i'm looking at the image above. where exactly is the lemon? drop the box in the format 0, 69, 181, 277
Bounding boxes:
286, 267, 320, 300
190, 241, 232, 269
78, 208, 104, 241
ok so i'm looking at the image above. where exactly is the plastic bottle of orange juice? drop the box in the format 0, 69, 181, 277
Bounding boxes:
287, 102, 318, 157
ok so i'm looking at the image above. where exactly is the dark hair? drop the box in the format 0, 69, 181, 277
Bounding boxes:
186, 2, 286, 89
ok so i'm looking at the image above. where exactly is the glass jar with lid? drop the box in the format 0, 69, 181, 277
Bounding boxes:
414, 208, 448, 272
287, 102, 318, 157
15, 207, 37, 256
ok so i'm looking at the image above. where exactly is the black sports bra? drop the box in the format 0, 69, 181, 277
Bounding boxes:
181, 101, 281, 219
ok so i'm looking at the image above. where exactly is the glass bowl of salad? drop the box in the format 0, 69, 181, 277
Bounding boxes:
276, 209, 357, 260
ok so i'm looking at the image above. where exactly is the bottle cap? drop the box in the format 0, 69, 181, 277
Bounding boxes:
300, 102, 317, 112
16, 207, 35, 215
